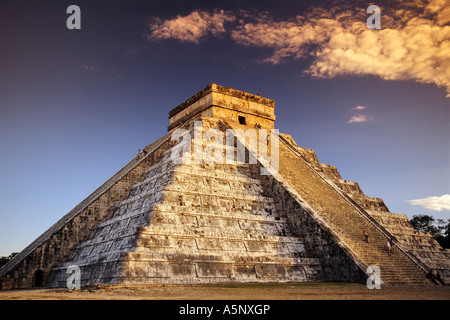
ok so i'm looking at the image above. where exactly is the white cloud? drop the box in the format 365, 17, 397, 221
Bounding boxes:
409, 194, 450, 212
352, 105, 367, 111
348, 114, 371, 123
307, 19, 450, 97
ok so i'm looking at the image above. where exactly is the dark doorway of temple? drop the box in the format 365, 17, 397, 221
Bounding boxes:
33, 270, 44, 287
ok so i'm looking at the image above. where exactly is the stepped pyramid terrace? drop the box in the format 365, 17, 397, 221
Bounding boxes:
0, 84, 449, 289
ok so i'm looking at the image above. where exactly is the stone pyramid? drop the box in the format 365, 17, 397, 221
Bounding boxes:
1, 84, 449, 289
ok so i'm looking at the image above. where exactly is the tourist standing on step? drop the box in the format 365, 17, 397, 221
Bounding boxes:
387, 238, 392, 256
363, 231, 369, 243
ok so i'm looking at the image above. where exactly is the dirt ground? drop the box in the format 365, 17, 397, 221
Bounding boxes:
1, 282, 449, 300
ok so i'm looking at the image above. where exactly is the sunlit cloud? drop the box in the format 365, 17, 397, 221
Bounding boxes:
352, 105, 367, 111
147, 9, 235, 44
409, 194, 450, 212
348, 114, 371, 123
146, 0, 450, 97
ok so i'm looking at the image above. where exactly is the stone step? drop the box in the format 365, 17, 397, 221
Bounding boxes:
126, 250, 321, 265
140, 223, 298, 241
276, 138, 429, 285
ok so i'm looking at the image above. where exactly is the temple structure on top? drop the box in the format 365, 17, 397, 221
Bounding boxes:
168, 83, 276, 131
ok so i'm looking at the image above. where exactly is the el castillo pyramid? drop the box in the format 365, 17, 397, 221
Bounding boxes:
1, 84, 449, 289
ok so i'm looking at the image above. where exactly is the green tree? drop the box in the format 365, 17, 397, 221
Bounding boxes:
410, 214, 450, 248
0, 252, 18, 268
0, 256, 8, 268
438, 219, 450, 248
410, 214, 439, 236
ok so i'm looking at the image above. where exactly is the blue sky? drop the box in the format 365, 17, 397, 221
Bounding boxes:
0, 0, 449, 256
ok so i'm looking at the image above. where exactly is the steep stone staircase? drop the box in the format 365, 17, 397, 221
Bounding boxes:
127, 160, 324, 283
275, 135, 433, 286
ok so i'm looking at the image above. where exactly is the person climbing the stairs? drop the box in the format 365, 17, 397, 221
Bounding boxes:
363, 231, 369, 243
387, 238, 393, 256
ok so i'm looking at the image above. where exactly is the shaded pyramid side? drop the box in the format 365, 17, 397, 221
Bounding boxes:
279, 133, 450, 284
46, 118, 366, 287
270, 131, 434, 286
